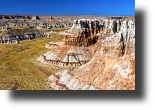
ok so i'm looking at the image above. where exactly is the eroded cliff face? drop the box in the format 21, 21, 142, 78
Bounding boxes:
0, 28, 52, 44
0, 15, 40, 20
38, 18, 135, 90
37, 19, 104, 66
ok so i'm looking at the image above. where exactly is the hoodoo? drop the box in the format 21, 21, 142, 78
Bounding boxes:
40, 17, 135, 90
37, 19, 105, 67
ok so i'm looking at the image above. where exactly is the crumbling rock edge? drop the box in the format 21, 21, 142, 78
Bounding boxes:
47, 45, 135, 90
38, 18, 135, 90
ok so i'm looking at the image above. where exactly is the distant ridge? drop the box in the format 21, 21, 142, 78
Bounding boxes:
12, 14, 134, 17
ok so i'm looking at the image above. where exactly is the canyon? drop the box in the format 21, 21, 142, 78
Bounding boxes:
37, 17, 135, 90
0, 15, 135, 90
0, 15, 71, 44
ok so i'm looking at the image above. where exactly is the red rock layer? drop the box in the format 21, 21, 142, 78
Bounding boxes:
47, 29, 135, 90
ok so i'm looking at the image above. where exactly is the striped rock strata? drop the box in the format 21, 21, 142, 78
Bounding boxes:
0, 28, 52, 44
47, 32, 135, 90
37, 19, 105, 66
37, 45, 93, 67
38, 18, 135, 90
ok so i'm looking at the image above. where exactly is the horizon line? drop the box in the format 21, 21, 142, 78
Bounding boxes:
0, 14, 135, 17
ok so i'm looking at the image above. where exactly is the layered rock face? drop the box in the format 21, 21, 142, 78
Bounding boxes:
37, 45, 93, 67
64, 19, 103, 47
44, 18, 135, 90
0, 28, 52, 44
0, 15, 73, 31
70, 19, 103, 33
0, 15, 40, 20
37, 19, 104, 67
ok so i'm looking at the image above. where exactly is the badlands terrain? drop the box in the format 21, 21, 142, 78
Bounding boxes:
0, 15, 135, 90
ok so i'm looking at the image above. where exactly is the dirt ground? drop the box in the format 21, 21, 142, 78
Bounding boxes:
0, 28, 68, 90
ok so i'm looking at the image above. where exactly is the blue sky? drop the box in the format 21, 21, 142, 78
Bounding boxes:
0, 0, 135, 16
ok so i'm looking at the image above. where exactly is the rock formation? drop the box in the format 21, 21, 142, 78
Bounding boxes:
31, 15, 40, 20
0, 15, 40, 20
39, 17, 135, 90
45, 42, 61, 49
0, 17, 73, 31
0, 28, 52, 44
37, 19, 105, 67
49, 16, 54, 21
